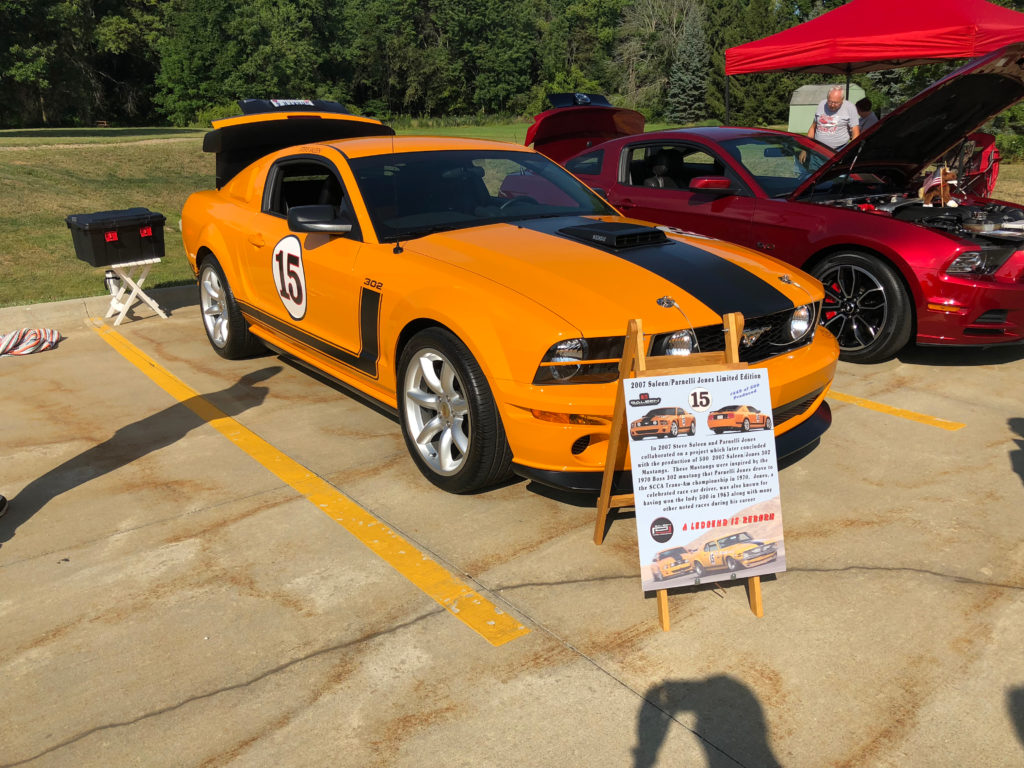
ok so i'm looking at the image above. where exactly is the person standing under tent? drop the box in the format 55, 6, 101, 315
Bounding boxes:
808, 86, 861, 150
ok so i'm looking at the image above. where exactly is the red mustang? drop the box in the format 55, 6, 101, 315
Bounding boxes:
528, 46, 1024, 363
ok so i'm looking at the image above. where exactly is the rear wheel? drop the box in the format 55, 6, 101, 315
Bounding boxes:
198, 256, 263, 359
398, 328, 513, 493
687, 422, 696, 436
741, 419, 750, 432
812, 252, 913, 363
764, 417, 772, 431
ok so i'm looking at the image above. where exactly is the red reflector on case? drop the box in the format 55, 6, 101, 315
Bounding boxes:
104, 231, 118, 242
139, 225, 152, 237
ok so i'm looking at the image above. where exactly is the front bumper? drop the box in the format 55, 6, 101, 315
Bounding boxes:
497, 329, 838, 489
514, 400, 831, 493
916, 271, 1024, 346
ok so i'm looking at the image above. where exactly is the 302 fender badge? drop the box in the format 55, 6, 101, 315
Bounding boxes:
272, 235, 308, 320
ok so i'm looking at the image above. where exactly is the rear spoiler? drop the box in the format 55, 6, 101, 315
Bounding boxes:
203, 99, 395, 188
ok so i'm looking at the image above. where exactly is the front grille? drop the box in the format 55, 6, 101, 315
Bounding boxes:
653, 304, 820, 364
773, 386, 826, 426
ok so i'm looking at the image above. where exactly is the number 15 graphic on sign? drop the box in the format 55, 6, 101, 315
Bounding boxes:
272, 235, 307, 320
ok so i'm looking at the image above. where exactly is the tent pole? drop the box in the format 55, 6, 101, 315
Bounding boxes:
726, 76, 731, 125
846, 65, 851, 98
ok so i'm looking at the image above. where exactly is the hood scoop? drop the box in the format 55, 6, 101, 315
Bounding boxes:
559, 222, 668, 249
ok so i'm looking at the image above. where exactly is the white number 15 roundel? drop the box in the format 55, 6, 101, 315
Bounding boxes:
272, 235, 307, 320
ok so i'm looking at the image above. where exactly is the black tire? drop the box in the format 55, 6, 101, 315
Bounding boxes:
687, 422, 696, 436
764, 417, 772, 431
670, 422, 679, 437
741, 418, 750, 432
811, 251, 913, 363
693, 561, 705, 577
712, 428, 723, 435
726, 557, 739, 572
652, 568, 662, 583
198, 256, 264, 359
397, 328, 513, 493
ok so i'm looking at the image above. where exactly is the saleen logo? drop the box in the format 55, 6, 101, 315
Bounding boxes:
741, 326, 769, 347
629, 393, 662, 407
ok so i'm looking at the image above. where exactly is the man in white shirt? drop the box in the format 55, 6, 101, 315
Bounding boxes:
808, 86, 861, 150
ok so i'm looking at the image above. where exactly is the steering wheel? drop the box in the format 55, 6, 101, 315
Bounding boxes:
499, 195, 539, 210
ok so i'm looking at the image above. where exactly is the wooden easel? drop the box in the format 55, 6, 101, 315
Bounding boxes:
593, 312, 764, 629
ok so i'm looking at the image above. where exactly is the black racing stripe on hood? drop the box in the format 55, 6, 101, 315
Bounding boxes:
515, 217, 793, 317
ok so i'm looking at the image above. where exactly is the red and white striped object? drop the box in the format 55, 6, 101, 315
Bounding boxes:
0, 329, 62, 356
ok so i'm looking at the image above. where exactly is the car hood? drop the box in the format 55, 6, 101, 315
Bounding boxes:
405, 216, 818, 337
792, 42, 1024, 197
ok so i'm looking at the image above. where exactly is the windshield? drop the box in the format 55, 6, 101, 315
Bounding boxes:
718, 135, 831, 198
645, 408, 675, 417
719, 532, 753, 547
349, 149, 616, 242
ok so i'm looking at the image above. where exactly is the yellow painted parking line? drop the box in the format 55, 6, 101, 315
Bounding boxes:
91, 321, 530, 647
830, 390, 965, 431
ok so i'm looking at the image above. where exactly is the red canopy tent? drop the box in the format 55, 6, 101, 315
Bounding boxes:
725, 0, 1024, 77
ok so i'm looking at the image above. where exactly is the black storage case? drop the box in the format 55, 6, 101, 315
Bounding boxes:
66, 208, 166, 267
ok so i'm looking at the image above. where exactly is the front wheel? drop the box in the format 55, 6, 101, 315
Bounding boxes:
198, 256, 263, 359
812, 252, 913, 363
398, 328, 513, 493
670, 422, 679, 437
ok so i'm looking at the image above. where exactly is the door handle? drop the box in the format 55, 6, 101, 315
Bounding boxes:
618, 199, 637, 209
756, 241, 775, 251
248, 233, 265, 248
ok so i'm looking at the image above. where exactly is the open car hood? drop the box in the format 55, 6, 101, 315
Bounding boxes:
792, 43, 1024, 198
526, 93, 645, 164
203, 99, 394, 188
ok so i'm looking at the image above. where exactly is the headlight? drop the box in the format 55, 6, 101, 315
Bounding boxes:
545, 338, 585, 380
533, 336, 625, 385
945, 250, 1005, 277
789, 305, 813, 340
663, 329, 694, 356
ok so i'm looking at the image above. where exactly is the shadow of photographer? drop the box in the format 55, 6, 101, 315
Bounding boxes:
633, 675, 780, 768
1, 366, 282, 547
1010, 418, 1024, 488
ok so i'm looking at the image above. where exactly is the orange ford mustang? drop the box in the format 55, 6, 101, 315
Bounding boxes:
181, 100, 839, 493
630, 406, 696, 440
707, 404, 773, 434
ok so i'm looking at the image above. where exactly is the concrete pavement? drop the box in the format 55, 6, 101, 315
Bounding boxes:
1, 287, 1022, 767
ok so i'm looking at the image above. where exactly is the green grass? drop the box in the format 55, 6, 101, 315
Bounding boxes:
1, 125, 1023, 308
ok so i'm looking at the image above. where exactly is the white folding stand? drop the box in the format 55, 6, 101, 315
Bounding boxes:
103, 258, 169, 326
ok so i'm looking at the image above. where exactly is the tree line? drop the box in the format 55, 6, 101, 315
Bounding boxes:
2, 0, 1022, 131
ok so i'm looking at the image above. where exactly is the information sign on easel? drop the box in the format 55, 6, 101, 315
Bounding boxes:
594, 313, 787, 629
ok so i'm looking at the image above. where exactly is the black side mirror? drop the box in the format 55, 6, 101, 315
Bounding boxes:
287, 205, 353, 234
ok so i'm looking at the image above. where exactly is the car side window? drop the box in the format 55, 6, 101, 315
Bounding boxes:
264, 159, 361, 239
565, 150, 604, 177
622, 143, 745, 192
